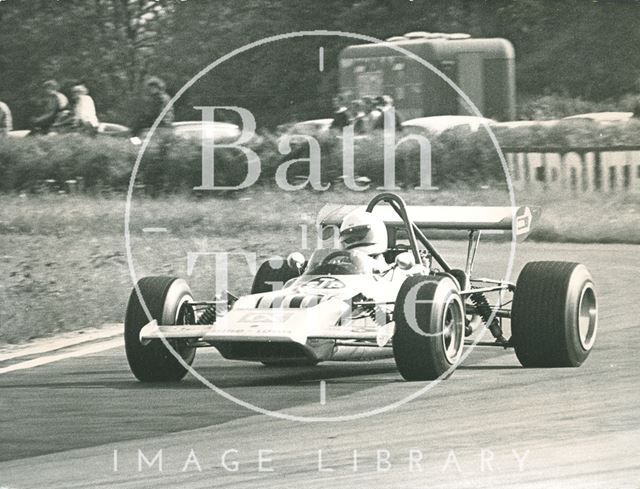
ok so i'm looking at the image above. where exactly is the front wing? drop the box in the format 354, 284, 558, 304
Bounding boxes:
139, 298, 394, 346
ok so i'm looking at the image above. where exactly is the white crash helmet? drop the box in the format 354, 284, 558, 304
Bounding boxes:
339, 209, 388, 256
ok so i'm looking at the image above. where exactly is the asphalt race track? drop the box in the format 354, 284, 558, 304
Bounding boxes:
1, 242, 639, 488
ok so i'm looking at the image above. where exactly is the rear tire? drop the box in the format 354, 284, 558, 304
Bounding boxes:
511, 261, 597, 368
251, 258, 299, 294
393, 275, 465, 381
125, 276, 196, 382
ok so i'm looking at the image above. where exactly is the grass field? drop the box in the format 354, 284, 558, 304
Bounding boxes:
1, 187, 639, 344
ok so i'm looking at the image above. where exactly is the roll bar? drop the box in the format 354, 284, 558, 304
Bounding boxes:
365, 192, 452, 273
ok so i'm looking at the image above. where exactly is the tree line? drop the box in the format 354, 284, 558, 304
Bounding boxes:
1, 0, 639, 130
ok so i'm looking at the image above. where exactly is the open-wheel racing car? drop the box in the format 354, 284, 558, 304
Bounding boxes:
125, 192, 598, 382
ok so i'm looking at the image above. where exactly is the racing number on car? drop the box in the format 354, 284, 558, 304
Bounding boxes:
237, 311, 294, 324
300, 277, 346, 290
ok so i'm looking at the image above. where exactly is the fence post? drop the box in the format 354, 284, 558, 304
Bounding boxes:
583, 152, 596, 193
543, 153, 563, 190
562, 152, 583, 192
629, 151, 640, 193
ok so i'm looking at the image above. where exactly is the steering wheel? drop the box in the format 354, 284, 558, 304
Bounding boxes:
318, 250, 359, 275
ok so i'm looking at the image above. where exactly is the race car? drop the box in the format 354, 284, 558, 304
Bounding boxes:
124, 192, 598, 382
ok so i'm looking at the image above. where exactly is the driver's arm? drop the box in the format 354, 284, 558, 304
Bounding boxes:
369, 255, 392, 275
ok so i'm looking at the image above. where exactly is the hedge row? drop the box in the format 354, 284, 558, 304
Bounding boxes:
2, 119, 640, 193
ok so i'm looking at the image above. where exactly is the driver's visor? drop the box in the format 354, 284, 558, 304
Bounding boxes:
340, 224, 370, 245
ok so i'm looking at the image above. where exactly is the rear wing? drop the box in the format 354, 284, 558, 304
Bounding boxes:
317, 204, 540, 240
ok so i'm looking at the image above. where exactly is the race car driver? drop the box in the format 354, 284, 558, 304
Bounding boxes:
339, 209, 389, 271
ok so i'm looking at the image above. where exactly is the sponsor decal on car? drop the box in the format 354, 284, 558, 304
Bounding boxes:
236, 311, 295, 324
299, 276, 346, 290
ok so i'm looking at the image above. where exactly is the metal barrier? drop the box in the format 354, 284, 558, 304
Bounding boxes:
502, 147, 640, 193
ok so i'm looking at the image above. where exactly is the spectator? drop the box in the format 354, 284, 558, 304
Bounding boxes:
372, 94, 402, 130
30, 79, 70, 134
364, 95, 383, 131
69, 84, 99, 133
361, 95, 374, 112
132, 76, 174, 136
330, 94, 350, 129
350, 99, 367, 134
0, 100, 12, 136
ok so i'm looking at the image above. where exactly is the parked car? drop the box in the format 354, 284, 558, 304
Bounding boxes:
171, 121, 241, 142
96, 122, 130, 137
491, 119, 560, 130
401, 115, 496, 135
278, 118, 334, 146
132, 121, 242, 145
7, 129, 30, 138
288, 118, 334, 134
562, 112, 634, 124
7, 121, 130, 138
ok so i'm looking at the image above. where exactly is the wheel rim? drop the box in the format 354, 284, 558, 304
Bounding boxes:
172, 294, 195, 355
577, 285, 597, 350
176, 295, 196, 325
442, 296, 464, 364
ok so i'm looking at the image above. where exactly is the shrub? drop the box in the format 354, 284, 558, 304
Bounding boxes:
517, 93, 613, 120
493, 119, 640, 149
0, 134, 136, 192
2, 121, 640, 194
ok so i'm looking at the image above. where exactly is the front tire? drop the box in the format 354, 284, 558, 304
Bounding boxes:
511, 261, 597, 368
125, 276, 196, 382
393, 275, 465, 381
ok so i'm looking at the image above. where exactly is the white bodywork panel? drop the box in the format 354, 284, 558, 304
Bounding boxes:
138, 270, 413, 362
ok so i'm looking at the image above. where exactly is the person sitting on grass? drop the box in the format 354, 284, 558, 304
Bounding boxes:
30, 79, 70, 134
131, 76, 174, 136
68, 84, 99, 134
